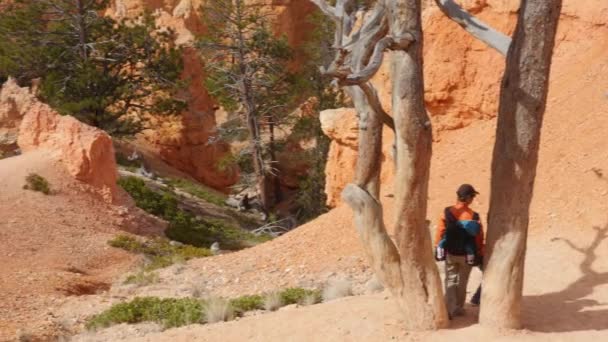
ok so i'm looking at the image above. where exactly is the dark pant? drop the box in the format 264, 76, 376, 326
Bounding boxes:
445, 254, 472, 316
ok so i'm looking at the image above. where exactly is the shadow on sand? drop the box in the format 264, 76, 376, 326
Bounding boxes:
524, 223, 608, 332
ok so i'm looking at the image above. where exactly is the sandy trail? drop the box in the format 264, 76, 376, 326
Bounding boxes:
72, 221, 608, 341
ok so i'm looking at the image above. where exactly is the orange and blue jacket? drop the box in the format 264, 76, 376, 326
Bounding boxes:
434, 202, 485, 256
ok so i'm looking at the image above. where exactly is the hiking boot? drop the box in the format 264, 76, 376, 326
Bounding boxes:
450, 307, 465, 317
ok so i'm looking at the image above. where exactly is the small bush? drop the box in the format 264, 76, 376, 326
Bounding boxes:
108, 235, 212, 270
117, 177, 179, 218
167, 178, 227, 207
230, 294, 264, 314
124, 271, 159, 286
87, 287, 323, 330
322, 278, 353, 302
280, 287, 322, 305
204, 297, 234, 323
86, 297, 204, 330
23, 173, 50, 195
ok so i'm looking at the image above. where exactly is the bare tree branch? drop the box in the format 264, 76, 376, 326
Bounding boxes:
434, 0, 511, 56
342, 33, 415, 86
310, 0, 339, 21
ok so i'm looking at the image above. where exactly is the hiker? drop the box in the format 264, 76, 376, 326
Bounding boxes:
434, 184, 484, 318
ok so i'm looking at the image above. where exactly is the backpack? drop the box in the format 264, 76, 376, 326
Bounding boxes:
443, 206, 480, 255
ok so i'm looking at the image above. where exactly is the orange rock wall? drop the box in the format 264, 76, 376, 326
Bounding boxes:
18, 102, 119, 203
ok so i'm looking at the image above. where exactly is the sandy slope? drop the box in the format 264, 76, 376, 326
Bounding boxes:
0, 151, 154, 341
72, 223, 608, 341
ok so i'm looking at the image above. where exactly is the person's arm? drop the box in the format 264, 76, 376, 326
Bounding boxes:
434, 212, 446, 248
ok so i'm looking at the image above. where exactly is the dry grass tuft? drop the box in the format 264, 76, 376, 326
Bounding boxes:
263, 292, 283, 311
205, 297, 234, 323
322, 278, 353, 302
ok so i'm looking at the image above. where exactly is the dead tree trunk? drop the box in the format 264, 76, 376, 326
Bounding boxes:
388, 0, 447, 327
312, 0, 448, 329
435, 0, 562, 328
480, 0, 562, 329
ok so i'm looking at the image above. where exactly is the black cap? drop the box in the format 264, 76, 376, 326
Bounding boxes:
457, 184, 479, 199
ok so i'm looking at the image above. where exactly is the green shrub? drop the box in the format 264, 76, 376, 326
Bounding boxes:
124, 271, 159, 286
108, 234, 146, 253
229, 294, 264, 314
165, 217, 272, 250
86, 297, 204, 330
118, 176, 271, 251
23, 173, 50, 195
279, 288, 322, 305
117, 177, 179, 219
166, 178, 227, 207
87, 287, 322, 330
108, 235, 212, 270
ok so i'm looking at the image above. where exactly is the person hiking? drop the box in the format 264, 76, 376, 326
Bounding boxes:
434, 184, 484, 318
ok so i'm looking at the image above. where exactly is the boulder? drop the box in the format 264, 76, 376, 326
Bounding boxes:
0, 78, 36, 155
18, 102, 118, 202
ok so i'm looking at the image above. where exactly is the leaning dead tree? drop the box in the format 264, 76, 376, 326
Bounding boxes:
435, 0, 562, 329
312, 0, 448, 329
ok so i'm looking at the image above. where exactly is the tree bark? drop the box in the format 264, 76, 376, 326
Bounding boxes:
267, 114, 282, 203
480, 0, 562, 329
245, 108, 272, 212
234, 0, 273, 212
388, 0, 448, 329
313, 0, 447, 330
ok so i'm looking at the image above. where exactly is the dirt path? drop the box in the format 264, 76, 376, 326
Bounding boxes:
71, 223, 608, 341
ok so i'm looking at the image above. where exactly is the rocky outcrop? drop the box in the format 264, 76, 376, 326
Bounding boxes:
140, 47, 239, 189
320, 108, 395, 207
110, 2, 239, 190
17, 102, 118, 203
0, 78, 36, 156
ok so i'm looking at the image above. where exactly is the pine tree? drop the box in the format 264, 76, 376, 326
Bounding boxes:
292, 10, 344, 222
0, 0, 186, 137
198, 0, 298, 212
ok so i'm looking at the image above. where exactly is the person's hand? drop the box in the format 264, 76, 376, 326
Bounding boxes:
435, 246, 446, 261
